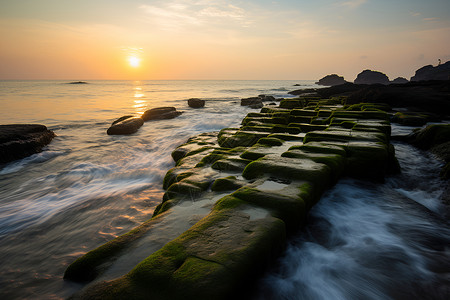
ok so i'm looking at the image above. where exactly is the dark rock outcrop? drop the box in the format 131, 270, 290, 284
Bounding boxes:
354, 70, 390, 85
346, 80, 450, 116
141, 107, 183, 121
316, 74, 347, 86
241, 97, 263, 107
68, 81, 88, 84
188, 98, 205, 108
391, 77, 409, 84
0, 124, 55, 164
411, 61, 450, 81
107, 117, 144, 135
258, 95, 276, 102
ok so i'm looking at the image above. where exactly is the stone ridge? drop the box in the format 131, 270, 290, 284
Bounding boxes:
66, 97, 399, 299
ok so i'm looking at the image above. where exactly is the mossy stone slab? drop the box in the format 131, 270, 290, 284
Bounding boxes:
242, 155, 332, 187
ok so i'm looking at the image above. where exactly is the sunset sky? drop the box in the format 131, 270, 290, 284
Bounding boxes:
1, 0, 449, 80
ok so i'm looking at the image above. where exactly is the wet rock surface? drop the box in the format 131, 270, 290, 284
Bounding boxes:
0, 124, 55, 164
141, 107, 183, 121
107, 116, 144, 135
187, 98, 205, 108
67, 96, 402, 299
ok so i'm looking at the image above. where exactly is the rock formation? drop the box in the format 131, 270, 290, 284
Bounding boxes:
0, 124, 55, 164
411, 61, 450, 81
354, 70, 390, 85
107, 116, 144, 135
391, 77, 408, 84
188, 98, 205, 108
316, 74, 347, 86
141, 107, 183, 121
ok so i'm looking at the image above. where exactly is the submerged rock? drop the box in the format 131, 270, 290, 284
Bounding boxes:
68, 81, 88, 84
0, 124, 55, 164
188, 98, 205, 108
106, 116, 144, 135
141, 107, 183, 121
354, 70, 390, 85
316, 74, 347, 86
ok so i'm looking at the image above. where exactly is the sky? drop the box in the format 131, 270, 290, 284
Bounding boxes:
0, 0, 449, 80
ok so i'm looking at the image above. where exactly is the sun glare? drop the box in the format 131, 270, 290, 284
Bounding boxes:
128, 56, 140, 68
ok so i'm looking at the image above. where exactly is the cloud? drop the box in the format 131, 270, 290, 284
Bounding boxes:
423, 17, 438, 21
360, 55, 368, 59
139, 1, 251, 31
410, 12, 421, 17
338, 0, 368, 9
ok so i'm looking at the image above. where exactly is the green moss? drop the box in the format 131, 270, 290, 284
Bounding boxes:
213, 195, 247, 210
257, 137, 284, 146
152, 200, 175, 217
330, 110, 389, 121
289, 116, 313, 124
281, 150, 345, 183
290, 142, 347, 156
279, 98, 304, 109
218, 131, 270, 148
304, 130, 387, 144
64, 213, 168, 282
345, 141, 389, 181
232, 186, 306, 231
267, 133, 303, 141
414, 124, 450, 149
242, 156, 332, 187
288, 123, 328, 132
211, 177, 245, 192
211, 158, 252, 172
290, 109, 318, 117
163, 182, 204, 202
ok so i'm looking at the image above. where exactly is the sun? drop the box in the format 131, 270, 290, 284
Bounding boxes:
128, 56, 140, 68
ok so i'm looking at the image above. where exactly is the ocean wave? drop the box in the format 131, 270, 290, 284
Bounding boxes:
0, 151, 64, 175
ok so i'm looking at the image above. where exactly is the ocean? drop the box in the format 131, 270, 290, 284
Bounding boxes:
0, 80, 448, 299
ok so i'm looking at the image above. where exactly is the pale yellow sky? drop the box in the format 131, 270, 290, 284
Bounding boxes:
0, 0, 449, 80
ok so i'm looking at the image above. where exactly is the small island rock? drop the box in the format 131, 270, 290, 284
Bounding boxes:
354, 70, 390, 85
141, 107, 183, 121
107, 117, 144, 135
187, 98, 205, 108
0, 124, 55, 164
316, 74, 348, 86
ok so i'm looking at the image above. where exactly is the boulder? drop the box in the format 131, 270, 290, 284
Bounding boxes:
141, 107, 183, 121
316, 74, 347, 86
258, 95, 276, 102
0, 124, 55, 164
391, 77, 408, 84
241, 97, 262, 107
354, 70, 390, 85
187, 98, 205, 108
107, 116, 144, 135
411, 61, 450, 81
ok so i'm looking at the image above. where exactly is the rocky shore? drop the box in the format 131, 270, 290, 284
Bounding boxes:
0, 124, 55, 164
65, 94, 405, 299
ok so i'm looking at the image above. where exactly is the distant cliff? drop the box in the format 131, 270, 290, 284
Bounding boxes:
411, 61, 450, 81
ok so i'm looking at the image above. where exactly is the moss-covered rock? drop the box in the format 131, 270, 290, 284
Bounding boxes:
232, 186, 307, 231
211, 158, 252, 172
281, 149, 345, 183
288, 123, 328, 133
242, 155, 332, 188
218, 130, 270, 148
77, 200, 286, 300
211, 176, 246, 192
279, 98, 304, 109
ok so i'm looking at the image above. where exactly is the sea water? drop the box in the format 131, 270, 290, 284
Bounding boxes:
0, 80, 308, 299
